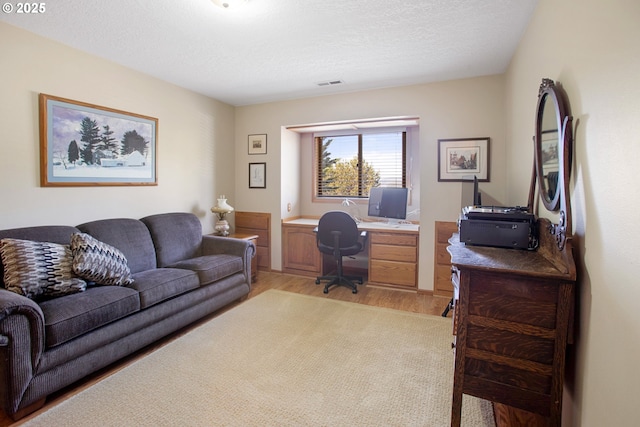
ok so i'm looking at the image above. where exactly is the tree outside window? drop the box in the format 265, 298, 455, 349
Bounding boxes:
316, 132, 406, 198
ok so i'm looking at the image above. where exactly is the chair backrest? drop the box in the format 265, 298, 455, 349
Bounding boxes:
316, 211, 360, 249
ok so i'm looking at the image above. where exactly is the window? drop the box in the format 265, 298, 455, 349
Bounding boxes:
316, 131, 406, 198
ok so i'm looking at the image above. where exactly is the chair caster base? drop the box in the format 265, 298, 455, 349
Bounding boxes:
316, 274, 362, 295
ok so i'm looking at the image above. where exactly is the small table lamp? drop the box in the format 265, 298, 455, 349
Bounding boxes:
211, 195, 234, 236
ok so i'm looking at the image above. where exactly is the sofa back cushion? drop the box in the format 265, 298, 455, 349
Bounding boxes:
77, 218, 157, 274
0, 225, 80, 289
140, 213, 202, 267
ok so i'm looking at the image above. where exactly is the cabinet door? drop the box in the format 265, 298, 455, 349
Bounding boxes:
282, 225, 321, 275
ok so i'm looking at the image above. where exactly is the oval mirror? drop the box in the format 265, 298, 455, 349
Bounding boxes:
535, 79, 570, 212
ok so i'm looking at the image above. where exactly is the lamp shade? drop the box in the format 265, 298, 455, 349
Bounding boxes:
211, 195, 234, 214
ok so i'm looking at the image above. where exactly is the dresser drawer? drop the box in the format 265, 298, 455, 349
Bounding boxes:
256, 246, 270, 268
235, 212, 270, 272
236, 212, 269, 230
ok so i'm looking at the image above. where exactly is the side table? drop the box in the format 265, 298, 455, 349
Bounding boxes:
228, 233, 258, 282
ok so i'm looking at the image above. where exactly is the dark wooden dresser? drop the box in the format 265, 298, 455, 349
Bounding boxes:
447, 218, 576, 426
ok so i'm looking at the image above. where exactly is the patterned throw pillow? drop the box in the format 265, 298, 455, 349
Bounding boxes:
0, 238, 87, 299
70, 232, 134, 286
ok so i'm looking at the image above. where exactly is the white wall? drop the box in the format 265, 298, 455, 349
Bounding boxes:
505, 0, 640, 425
0, 22, 235, 233
280, 128, 300, 220
235, 75, 507, 290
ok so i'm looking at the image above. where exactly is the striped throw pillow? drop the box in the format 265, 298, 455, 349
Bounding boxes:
70, 233, 133, 286
0, 238, 87, 299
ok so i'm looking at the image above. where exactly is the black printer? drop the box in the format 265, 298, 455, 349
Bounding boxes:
458, 206, 538, 250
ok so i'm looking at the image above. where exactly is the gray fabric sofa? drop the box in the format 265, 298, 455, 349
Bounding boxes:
0, 212, 254, 420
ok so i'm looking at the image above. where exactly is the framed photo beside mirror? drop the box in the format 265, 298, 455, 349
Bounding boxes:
437, 137, 490, 182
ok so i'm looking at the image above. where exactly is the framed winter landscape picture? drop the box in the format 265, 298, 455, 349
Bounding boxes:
39, 94, 158, 186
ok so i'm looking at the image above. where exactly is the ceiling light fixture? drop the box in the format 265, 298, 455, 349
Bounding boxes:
210, 0, 247, 9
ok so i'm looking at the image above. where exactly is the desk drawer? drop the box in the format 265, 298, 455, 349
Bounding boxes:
370, 243, 417, 263
370, 232, 417, 246
369, 260, 416, 287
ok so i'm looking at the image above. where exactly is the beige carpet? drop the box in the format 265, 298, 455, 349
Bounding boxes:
21, 290, 494, 427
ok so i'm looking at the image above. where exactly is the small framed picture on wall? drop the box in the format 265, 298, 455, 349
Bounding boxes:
248, 134, 267, 155
249, 162, 266, 188
437, 137, 490, 182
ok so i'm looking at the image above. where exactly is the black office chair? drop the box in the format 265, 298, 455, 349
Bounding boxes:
314, 211, 367, 294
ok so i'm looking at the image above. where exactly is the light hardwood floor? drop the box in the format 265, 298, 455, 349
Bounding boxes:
249, 271, 452, 315
0, 271, 452, 426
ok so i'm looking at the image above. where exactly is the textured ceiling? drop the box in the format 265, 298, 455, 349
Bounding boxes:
1, 0, 538, 106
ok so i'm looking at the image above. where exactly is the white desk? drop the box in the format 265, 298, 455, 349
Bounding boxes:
283, 217, 419, 231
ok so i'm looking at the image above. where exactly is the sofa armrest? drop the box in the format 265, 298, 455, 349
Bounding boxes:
0, 289, 45, 415
201, 235, 256, 283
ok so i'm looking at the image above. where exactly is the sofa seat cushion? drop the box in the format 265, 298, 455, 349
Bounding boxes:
169, 254, 243, 286
129, 268, 199, 309
39, 285, 140, 348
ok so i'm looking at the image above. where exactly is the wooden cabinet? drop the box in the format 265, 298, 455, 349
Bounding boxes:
281, 219, 420, 289
368, 230, 418, 290
281, 222, 322, 276
447, 218, 576, 427
228, 233, 258, 282
235, 212, 270, 272
433, 221, 458, 297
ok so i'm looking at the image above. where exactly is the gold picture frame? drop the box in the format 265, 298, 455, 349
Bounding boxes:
39, 94, 158, 187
